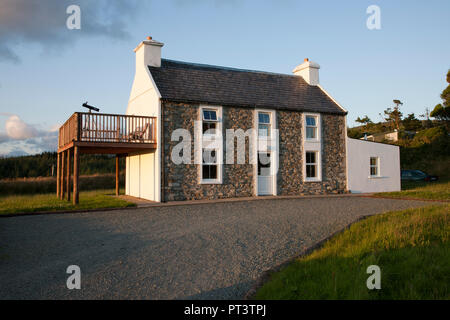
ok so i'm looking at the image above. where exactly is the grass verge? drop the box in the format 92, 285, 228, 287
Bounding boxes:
374, 180, 450, 201
0, 189, 136, 215
253, 204, 450, 299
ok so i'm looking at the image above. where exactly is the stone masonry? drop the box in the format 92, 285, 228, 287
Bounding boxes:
162, 101, 346, 201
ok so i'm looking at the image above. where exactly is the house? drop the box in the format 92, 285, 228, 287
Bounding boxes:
346, 138, 400, 193
362, 130, 399, 142
124, 37, 400, 202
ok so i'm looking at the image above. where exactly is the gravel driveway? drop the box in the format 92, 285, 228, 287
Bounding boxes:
0, 196, 430, 300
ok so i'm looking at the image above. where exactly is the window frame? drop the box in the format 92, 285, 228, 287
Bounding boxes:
202, 148, 218, 181
199, 105, 223, 184
305, 115, 319, 140
202, 108, 219, 136
369, 156, 380, 177
257, 111, 272, 138
305, 151, 319, 180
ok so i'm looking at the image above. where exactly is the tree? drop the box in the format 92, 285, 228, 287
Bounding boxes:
402, 113, 422, 131
430, 69, 450, 126
355, 115, 372, 126
383, 100, 403, 131
441, 69, 450, 107
430, 104, 450, 121
355, 115, 372, 124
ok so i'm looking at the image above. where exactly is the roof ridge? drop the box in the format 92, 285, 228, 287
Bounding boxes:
160, 58, 298, 78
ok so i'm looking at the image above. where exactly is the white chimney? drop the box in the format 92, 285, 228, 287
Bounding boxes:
134, 36, 164, 68
293, 58, 320, 85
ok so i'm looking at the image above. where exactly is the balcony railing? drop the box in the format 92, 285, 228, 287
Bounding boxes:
58, 112, 157, 149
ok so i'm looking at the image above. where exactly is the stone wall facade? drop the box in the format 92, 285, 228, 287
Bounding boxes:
162, 102, 254, 201
161, 101, 347, 201
277, 111, 347, 195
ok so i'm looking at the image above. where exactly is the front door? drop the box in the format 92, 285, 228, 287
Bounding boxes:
258, 152, 273, 195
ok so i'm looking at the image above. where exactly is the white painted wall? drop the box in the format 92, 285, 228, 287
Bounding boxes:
125, 40, 162, 201
346, 138, 401, 193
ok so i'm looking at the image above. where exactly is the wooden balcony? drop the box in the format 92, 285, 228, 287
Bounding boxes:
56, 112, 157, 204
58, 112, 157, 154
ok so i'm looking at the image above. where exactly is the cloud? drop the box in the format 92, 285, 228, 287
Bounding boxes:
0, 0, 142, 63
5, 115, 39, 139
0, 114, 59, 156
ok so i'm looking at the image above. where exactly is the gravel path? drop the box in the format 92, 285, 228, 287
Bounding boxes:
0, 196, 430, 300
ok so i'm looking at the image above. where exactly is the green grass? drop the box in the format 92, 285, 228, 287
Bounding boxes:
0, 189, 136, 215
374, 180, 450, 201
253, 205, 450, 300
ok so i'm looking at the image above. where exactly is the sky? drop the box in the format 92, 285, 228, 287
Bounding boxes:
0, 0, 449, 156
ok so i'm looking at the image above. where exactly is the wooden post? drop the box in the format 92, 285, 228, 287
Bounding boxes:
73, 146, 79, 205
66, 148, 71, 201
61, 151, 65, 200
56, 152, 61, 197
115, 155, 120, 196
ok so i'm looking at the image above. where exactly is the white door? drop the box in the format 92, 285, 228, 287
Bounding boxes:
258, 152, 273, 195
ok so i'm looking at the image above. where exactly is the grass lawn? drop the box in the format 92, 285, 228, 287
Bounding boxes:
374, 180, 450, 201
0, 189, 136, 215
253, 204, 450, 300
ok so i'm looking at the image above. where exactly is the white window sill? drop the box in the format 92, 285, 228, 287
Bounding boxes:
304, 178, 321, 182
368, 175, 386, 179
200, 180, 222, 185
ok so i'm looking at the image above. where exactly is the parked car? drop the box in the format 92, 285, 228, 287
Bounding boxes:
401, 170, 439, 182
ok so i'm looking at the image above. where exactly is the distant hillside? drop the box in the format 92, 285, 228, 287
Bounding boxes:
398, 126, 450, 180
0, 152, 125, 179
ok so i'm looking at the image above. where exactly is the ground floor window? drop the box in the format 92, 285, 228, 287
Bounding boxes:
202, 148, 218, 180
370, 157, 379, 176
306, 151, 318, 178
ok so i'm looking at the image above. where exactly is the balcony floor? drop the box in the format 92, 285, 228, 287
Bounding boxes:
57, 141, 157, 154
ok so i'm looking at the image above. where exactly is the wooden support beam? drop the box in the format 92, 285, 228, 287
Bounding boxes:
56, 152, 61, 197
66, 148, 71, 201
61, 150, 65, 200
116, 155, 120, 196
73, 146, 79, 205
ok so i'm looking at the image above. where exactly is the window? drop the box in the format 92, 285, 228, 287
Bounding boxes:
202, 109, 218, 135
306, 151, 318, 178
200, 106, 222, 183
258, 112, 271, 137
306, 116, 318, 139
202, 149, 218, 180
370, 157, 379, 176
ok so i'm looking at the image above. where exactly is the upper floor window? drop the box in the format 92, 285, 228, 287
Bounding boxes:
306, 115, 318, 139
202, 109, 218, 135
258, 112, 271, 137
370, 157, 379, 177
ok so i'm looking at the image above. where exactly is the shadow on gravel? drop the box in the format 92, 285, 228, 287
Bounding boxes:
0, 213, 150, 299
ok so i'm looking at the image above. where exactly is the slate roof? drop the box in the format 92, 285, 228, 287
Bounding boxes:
148, 59, 347, 115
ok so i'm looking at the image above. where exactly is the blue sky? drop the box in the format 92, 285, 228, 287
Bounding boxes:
0, 0, 449, 156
